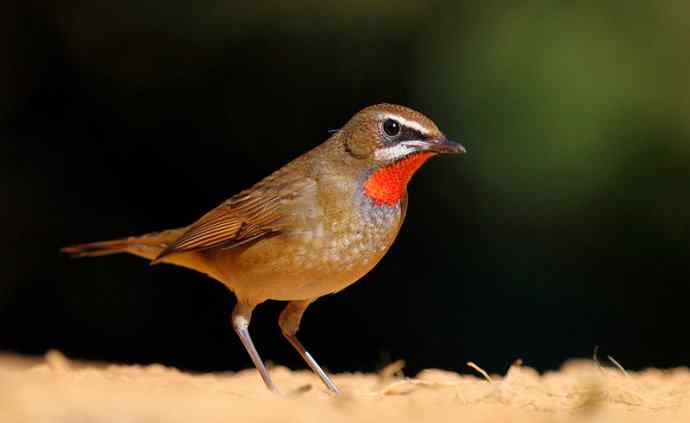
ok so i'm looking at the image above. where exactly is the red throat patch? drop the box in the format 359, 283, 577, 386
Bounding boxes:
363, 152, 433, 206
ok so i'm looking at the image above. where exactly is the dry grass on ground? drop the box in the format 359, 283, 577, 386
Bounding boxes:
1, 351, 689, 422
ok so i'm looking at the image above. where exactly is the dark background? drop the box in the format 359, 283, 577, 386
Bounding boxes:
2, 1, 689, 377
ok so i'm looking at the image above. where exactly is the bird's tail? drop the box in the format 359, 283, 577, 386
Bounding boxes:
61, 228, 188, 262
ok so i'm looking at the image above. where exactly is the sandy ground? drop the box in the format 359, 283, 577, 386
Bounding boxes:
1, 351, 689, 423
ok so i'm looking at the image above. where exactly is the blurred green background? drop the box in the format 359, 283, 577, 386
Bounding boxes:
2, 0, 689, 375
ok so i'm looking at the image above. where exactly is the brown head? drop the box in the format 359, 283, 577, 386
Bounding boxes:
334, 103, 465, 206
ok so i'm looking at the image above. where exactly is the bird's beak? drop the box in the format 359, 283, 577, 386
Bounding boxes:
401, 139, 467, 155
429, 138, 466, 154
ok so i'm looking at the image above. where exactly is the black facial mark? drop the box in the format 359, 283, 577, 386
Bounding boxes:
399, 125, 428, 142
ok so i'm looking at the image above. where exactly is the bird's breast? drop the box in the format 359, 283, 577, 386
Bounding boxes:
288, 197, 402, 271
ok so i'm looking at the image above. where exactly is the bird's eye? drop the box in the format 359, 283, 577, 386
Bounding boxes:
383, 119, 401, 137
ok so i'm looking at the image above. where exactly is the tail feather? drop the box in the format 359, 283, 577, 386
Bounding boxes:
62, 228, 188, 262
62, 226, 225, 282
61, 240, 137, 258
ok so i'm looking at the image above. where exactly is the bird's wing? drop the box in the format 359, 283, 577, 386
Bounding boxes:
400, 190, 409, 225
154, 172, 314, 262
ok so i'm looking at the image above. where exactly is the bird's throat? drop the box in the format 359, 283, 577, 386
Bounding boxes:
363, 152, 433, 206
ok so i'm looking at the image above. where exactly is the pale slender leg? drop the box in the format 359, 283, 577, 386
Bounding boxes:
279, 300, 341, 395
231, 302, 278, 393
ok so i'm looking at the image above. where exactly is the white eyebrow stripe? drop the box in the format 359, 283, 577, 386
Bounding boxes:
379, 113, 430, 135
374, 144, 416, 161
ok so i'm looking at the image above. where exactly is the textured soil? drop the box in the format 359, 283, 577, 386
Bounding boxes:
1, 351, 689, 422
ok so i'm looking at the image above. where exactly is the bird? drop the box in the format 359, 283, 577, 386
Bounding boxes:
62, 103, 466, 395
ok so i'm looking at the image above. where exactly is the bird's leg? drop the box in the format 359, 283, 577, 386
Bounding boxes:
231, 301, 278, 393
279, 299, 341, 395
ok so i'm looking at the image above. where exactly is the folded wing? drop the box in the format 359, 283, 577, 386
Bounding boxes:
154, 171, 314, 262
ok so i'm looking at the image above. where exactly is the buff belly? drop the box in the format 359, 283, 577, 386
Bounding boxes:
205, 205, 402, 302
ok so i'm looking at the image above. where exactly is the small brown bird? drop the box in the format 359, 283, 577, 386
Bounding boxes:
63, 103, 465, 395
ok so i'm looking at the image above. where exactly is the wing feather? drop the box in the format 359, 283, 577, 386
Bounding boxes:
400, 190, 408, 225
154, 170, 314, 262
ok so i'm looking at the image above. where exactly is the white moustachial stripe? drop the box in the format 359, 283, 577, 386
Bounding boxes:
374, 143, 416, 161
